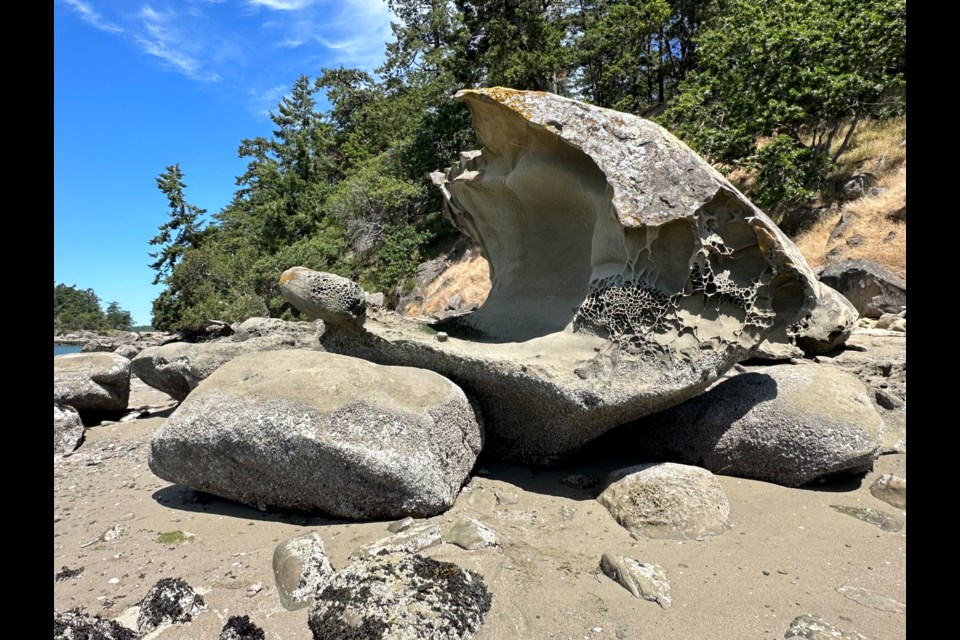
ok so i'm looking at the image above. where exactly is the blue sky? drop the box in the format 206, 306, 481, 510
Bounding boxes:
54, 0, 395, 326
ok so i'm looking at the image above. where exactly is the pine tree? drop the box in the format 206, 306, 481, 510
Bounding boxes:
148, 164, 206, 285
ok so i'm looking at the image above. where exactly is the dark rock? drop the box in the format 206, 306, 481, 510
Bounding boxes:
54, 609, 136, 640
219, 615, 265, 640
308, 553, 492, 640
819, 259, 906, 319
828, 211, 858, 243
136, 577, 206, 633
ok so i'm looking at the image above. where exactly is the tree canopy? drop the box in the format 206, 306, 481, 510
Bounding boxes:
148, 0, 906, 331
54, 283, 134, 332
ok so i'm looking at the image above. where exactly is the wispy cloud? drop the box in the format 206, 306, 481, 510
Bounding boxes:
250, 0, 315, 10
63, 0, 123, 33
135, 5, 222, 83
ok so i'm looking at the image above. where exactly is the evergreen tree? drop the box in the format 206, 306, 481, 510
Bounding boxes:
104, 301, 134, 331
148, 164, 206, 285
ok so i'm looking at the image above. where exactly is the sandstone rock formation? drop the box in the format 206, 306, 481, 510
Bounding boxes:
819, 259, 906, 318
318, 88, 818, 465
54, 352, 130, 412
308, 553, 492, 640
612, 364, 884, 486
149, 350, 482, 519
131, 318, 324, 401
279, 267, 366, 328
597, 463, 731, 539
788, 282, 859, 355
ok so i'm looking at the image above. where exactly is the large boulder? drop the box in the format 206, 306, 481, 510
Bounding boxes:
54, 404, 84, 455
54, 352, 130, 411
279, 267, 366, 328
597, 463, 731, 539
308, 553, 492, 640
819, 259, 906, 319
149, 350, 483, 519
611, 364, 884, 486
319, 88, 818, 465
131, 318, 324, 401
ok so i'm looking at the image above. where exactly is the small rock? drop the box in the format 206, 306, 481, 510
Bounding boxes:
137, 577, 206, 633
219, 615, 266, 640
272, 533, 335, 611
55, 566, 84, 582
436, 331, 449, 342
245, 582, 263, 597
869, 473, 906, 509
830, 505, 903, 532
599, 554, 671, 608
561, 505, 577, 522
836, 584, 905, 613
873, 389, 903, 410
387, 517, 416, 533
350, 523, 443, 560
108, 577, 120, 585
101, 525, 124, 542
309, 553, 492, 640
447, 517, 499, 550
54, 609, 136, 640
784, 614, 870, 639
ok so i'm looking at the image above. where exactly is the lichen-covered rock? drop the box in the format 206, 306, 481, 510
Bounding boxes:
819, 259, 906, 319
613, 364, 884, 486
784, 614, 871, 639
597, 463, 730, 539
136, 577, 206, 633
599, 554, 671, 607
350, 523, 443, 560
131, 320, 324, 401
789, 282, 859, 355
279, 266, 366, 328
219, 615, 266, 640
308, 552, 492, 640
54, 352, 130, 412
54, 608, 137, 640
869, 473, 905, 510
447, 518, 499, 550
149, 350, 482, 519
54, 404, 84, 455
321, 88, 817, 466
273, 533, 336, 611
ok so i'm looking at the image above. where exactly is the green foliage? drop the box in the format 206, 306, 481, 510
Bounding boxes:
664, 0, 906, 211
149, 164, 206, 285
372, 223, 434, 292
54, 283, 134, 332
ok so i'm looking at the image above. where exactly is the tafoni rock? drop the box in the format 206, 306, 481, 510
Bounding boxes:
131, 317, 324, 401
610, 364, 884, 486
149, 350, 482, 519
54, 352, 130, 412
279, 267, 366, 328
787, 282, 859, 355
315, 88, 819, 465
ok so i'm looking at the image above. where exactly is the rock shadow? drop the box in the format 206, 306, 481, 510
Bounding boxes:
150, 485, 345, 526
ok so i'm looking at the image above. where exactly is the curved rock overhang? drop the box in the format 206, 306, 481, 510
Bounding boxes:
431, 88, 817, 358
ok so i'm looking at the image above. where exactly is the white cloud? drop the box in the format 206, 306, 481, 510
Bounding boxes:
62, 0, 123, 33
249, 0, 315, 10
135, 4, 222, 83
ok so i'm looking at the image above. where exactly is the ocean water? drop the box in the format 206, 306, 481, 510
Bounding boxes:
54, 345, 84, 357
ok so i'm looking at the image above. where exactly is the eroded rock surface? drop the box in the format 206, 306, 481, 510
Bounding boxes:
788, 282, 859, 355
131, 318, 324, 401
308, 552, 492, 640
319, 88, 817, 465
597, 463, 730, 539
610, 364, 884, 486
149, 350, 482, 519
279, 267, 366, 328
54, 352, 130, 412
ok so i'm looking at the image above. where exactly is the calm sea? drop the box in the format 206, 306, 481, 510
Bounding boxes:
54, 345, 84, 357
